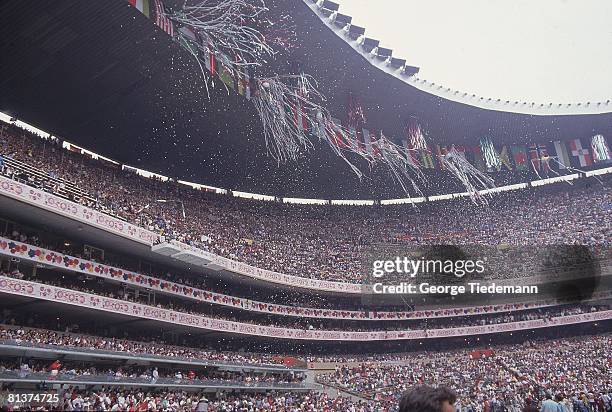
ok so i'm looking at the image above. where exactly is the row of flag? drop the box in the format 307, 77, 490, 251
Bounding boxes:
128, 0, 611, 175
128, 0, 251, 97
323, 124, 610, 174
128, 0, 174, 37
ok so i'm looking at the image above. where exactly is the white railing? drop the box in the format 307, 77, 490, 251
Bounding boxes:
0, 276, 609, 341
2, 236, 587, 321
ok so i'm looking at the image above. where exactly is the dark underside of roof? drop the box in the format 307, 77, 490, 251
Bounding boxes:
1, 0, 611, 198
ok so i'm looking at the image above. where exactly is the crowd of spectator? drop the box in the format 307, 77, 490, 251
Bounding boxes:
1, 123, 610, 284
0, 326, 291, 367
4, 267, 608, 333
0, 359, 304, 386
1, 329, 609, 411
0, 389, 380, 411
317, 335, 612, 411
6, 227, 596, 322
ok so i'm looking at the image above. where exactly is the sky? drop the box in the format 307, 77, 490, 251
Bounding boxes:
337, 0, 612, 104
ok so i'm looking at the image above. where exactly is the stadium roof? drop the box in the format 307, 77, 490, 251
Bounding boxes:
1, 0, 611, 198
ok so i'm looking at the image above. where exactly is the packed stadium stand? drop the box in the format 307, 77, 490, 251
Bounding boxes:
0, 0, 611, 411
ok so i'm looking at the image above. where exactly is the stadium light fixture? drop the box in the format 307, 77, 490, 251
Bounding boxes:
331, 12, 351, 28
388, 57, 406, 70
347, 25, 365, 40
317, 0, 339, 11
317, 0, 339, 16
374, 46, 393, 62
402, 65, 420, 77
361, 37, 379, 53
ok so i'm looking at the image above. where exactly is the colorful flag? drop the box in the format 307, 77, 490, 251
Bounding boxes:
363, 128, 375, 157
204, 46, 216, 76
420, 146, 435, 169
591, 135, 611, 163
434, 145, 448, 169
128, 0, 150, 17
348, 128, 366, 153
291, 99, 308, 131
401, 140, 420, 167
328, 118, 347, 148
553, 141, 571, 169
537, 144, 551, 174
480, 137, 501, 171
499, 146, 513, 171
528, 144, 540, 171
178, 26, 197, 43
470, 146, 486, 172
154, 0, 174, 37
217, 55, 234, 89
510, 145, 528, 171
237, 70, 251, 100
569, 138, 593, 167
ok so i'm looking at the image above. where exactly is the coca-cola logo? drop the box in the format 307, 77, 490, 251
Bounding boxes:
96, 215, 125, 232
0, 279, 34, 294
54, 289, 86, 304
0, 179, 24, 195
45, 196, 78, 215
102, 300, 129, 312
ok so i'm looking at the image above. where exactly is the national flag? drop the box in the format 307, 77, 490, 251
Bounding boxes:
363, 129, 384, 157
154, 0, 174, 37
434, 145, 448, 169
328, 118, 348, 148
553, 141, 571, 169
178, 26, 197, 43
510, 145, 528, 171
372, 133, 382, 158
291, 100, 308, 132
470, 146, 486, 172
528, 144, 540, 171
217, 54, 235, 89
349, 128, 366, 153
128, 0, 150, 17
419, 146, 435, 169
568, 138, 593, 167
363, 128, 375, 157
66, 143, 81, 154
401, 139, 420, 167
591, 135, 611, 163
498, 146, 513, 171
236, 70, 251, 100
537, 144, 551, 174
451, 145, 466, 159
204, 46, 216, 76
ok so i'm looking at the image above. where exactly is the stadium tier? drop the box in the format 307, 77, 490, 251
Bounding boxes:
1, 123, 610, 288
1, 0, 611, 410
0, 113, 611, 411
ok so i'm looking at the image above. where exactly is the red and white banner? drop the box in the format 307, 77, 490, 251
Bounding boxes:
1, 276, 610, 341
0, 175, 361, 294
1, 237, 576, 322
0, 176, 158, 245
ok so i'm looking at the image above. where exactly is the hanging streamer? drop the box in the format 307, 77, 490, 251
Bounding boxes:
378, 132, 425, 200
480, 137, 501, 171
591, 134, 611, 162
406, 117, 428, 151
170, 0, 273, 73
441, 147, 496, 204
167, 1, 501, 202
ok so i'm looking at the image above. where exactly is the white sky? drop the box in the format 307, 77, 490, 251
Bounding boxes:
337, 0, 612, 104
